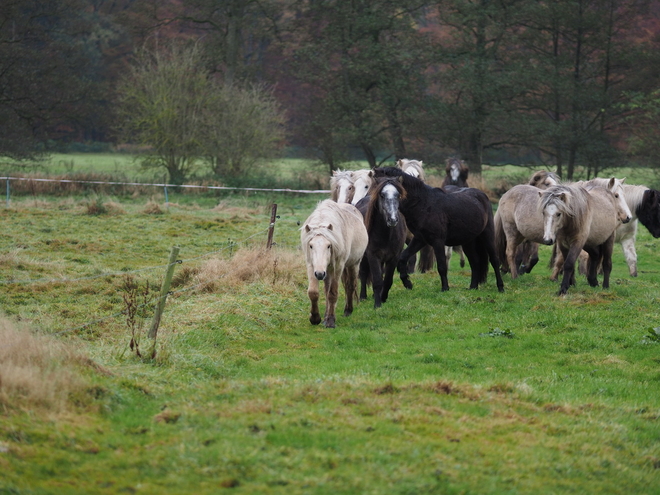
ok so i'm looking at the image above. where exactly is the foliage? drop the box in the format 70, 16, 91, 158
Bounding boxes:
116, 42, 286, 184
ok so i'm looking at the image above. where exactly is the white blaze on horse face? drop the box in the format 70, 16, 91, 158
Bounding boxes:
308, 234, 332, 280
380, 183, 400, 227
336, 178, 354, 204
542, 203, 560, 245
450, 164, 460, 182
351, 176, 371, 205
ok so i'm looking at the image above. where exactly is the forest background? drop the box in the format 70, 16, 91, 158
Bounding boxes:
2, 0, 660, 185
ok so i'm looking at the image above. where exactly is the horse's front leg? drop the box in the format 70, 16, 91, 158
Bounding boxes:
342, 262, 360, 317
620, 236, 638, 277
584, 247, 602, 287
559, 244, 582, 295
431, 241, 450, 291
397, 236, 426, 290
380, 259, 397, 305
367, 254, 385, 308
306, 267, 321, 325
323, 272, 340, 328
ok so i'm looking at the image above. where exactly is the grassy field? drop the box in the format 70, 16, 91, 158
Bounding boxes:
1, 158, 660, 494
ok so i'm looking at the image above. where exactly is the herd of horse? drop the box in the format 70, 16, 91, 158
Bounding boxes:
300, 159, 660, 327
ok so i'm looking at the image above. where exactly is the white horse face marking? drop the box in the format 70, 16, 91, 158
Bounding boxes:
336, 178, 354, 204
450, 164, 460, 182
308, 234, 332, 280
351, 176, 372, 205
379, 183, 401, 227
542, 203, 561, 245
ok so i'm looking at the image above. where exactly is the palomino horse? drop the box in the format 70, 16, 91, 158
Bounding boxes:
330, 170, 355, 204
442, 157, 469, 187
495, 177, 631, 280
540, 183, 630, 295
374, 167, 504, 293
301, 200, 368, 327
356, 176, 408, 308
528, 170, 560, 190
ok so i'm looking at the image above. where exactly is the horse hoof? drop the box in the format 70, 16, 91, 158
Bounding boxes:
324, 319, 336, 328
403, 280, 413, 290
310, 315, 322, 325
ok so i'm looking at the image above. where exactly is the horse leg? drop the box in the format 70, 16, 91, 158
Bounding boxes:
505, 239, 520, 279
457, 246, 465, 267
483, 235, 505, 293
342, 263, 360, 317
306, 267, 322, 325
380, 258, 397, 305
358, 254, 370, 301
600, 235, 615, 289
620, 237, 638, 277
460, 242, 482, 290
324, 273, 340, 328
367, 254, 385, 308
397, 236, 426, 290
525, 243, 540, 273
584, 247, 601, 287
431, 241, 451, 291
558, 244, 582, 295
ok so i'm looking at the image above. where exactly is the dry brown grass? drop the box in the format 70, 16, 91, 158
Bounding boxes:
143, 200, 164, 214
0, 318, 87, 413
188, 247, 305, 293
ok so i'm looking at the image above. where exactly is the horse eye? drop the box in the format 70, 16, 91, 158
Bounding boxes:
556, 213, 561, 217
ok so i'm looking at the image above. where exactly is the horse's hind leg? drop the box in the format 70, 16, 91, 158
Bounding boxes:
367, 255, 385, 308
431, 242, 451, 291
584, 247, 602, 287
359, 255, 370, 301
620, 237, 638, 277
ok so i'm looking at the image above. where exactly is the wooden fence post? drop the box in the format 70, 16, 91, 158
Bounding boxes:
146, 246, 180, 358
266, 203, 278, 249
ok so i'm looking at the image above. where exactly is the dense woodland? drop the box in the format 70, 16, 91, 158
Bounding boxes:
1, 0, 660, 181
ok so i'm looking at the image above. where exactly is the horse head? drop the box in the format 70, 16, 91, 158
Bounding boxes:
351, 170, 375, 205
304, 224, 334, 280
330, 170, 355, 203
638, 189, 660, 238
529, 170, 560, 189
606, 177, 632, 224
371, 177, 406, 228
539, 188, 571, 245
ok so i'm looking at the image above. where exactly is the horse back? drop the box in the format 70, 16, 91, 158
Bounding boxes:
584, 187, 620, 247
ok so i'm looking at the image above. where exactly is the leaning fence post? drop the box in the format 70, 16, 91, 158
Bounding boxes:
266, 203, 278, 249
146, 246, 180, 358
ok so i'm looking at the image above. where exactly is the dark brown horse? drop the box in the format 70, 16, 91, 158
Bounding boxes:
374, 167, 504, 293
442, 157, 469, 187
356, 177, 408, 308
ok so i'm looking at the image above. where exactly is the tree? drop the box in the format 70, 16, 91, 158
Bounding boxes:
115, 41, 286, 183
202, 83, 285, 178
290, 0, 432, 168
0, 0, 106, 159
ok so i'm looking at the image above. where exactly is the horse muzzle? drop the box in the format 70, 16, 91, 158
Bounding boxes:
621, 215, 631, 224
314, 271, 327, 281
542, 238, 554, 246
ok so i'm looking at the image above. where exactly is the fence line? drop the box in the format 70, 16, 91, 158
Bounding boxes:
0, 176, 331, 196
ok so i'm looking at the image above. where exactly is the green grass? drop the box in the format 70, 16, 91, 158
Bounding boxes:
1, 161, 660, 494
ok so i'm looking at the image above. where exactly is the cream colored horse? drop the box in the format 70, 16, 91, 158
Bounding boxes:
301, 200, 368, 328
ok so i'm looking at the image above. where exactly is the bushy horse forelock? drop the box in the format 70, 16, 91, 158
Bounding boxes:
540, 185, 590, 231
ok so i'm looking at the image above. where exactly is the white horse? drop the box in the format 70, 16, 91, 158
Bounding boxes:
301, 200, 368, 328
351, 169, 375, 205
397, 158, 426, 182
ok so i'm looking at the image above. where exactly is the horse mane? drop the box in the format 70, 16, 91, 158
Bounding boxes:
528, 170, 560, 189
375, 166, 427, 193
539, 184, 591, 233
397, 158, 425, 181
622, 184, 650, 214
363, 177, 406, 231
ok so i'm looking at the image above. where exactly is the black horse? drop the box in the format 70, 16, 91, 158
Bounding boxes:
373, 167, 504, 293
356, 176, 408, 308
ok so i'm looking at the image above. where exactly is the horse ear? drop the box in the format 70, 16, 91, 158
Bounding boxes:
305, 225, 311, 232
327, 224, 333, 231
538, 191, 543, 198
621, 177, 626, 184
608, 177, 616, 189
560, 193, 567, 202
368, 170, 374, 178
397, 175, 404, 184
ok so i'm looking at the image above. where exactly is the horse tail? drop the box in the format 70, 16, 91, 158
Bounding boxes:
418, 245, 435, 272
493, 209, 507, 272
